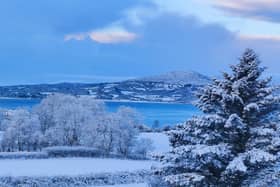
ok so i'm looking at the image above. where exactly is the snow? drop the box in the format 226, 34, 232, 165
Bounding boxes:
225, 114, 245, 129
226, 156, 247, 173
244, 103, 259, 112
95, 183, 148, 187
139, 133, 170, 153
251, 127, 275, 136
191, 144, 231, 157
161, 97, 175, 102
246, 149, 276, 164
121, 91, 134, 95
164, 173, 205, 186
139, 71, 210, 85
0, 158, 157, 177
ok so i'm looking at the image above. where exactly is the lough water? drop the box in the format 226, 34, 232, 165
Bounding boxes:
0, 98, 200, 127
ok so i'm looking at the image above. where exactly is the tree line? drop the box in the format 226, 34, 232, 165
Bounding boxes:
0, 94, 153, 158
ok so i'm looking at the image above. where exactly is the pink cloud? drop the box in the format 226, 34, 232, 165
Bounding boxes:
238, 34, 280, 42
64, 27, 137, 44
89, 28, 137, 44
212, 0, 280, 11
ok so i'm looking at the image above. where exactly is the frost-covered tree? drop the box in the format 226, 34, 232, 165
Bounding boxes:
114, 106, 140, 156
1, 109, 42, 151
34, 94, 106, 146
0, 109, 8, 131
81, 113, 117, 155
81, 107, 141, 156
34, 94, 106, 135
0, 94, 149, 158
154, 49, 280, 186
133, 137, 154, 158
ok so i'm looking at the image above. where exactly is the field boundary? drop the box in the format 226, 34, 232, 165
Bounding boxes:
0, 170, 151, 187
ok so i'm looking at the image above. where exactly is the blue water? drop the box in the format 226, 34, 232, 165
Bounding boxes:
0, 98, 200, 126
0, 98, 41, 109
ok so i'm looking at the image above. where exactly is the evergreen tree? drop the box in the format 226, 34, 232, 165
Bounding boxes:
154, 49, 280, 186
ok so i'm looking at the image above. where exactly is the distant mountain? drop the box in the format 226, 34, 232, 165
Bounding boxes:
0, 71, 211, 103
139, 71, 211, 85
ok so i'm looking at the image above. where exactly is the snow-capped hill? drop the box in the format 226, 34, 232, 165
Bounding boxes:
0, 71, 211, 103
139, 71, 210, 85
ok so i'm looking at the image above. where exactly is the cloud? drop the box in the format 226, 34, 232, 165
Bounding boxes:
121, 6, 160, 26
3, 0, 280, 85
212, 0, 280, 11
89, 27, 137, 44
124, 14, 241, 75
238, 34, 280, 42
211, 0, 280, 22
144, 0, 280, 41
64, 33, 86, 41
64, 27, 137, 44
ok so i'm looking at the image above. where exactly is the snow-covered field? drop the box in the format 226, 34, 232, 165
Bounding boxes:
0, 133, 168, 178
0, 158, 157, 177
0, 133, 168, 186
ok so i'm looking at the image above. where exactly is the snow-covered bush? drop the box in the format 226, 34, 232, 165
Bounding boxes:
0, 151, 47, 159
148, 176, 169, 187
43, 146, 100, 158
0, 170, 150, 187
153, 49, 280, 186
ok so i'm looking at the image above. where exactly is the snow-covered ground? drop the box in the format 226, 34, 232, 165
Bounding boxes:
0, 133, 168, 178
0, 132, 169, 186
0, 158, 157, 177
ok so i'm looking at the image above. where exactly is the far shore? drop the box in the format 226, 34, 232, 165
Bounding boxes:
0, 96, 194, 105
0, 97, 41, 100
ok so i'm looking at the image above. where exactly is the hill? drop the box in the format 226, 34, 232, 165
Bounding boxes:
0, 71, 211, 103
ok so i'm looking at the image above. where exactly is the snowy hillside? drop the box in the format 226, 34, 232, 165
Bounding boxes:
139, 71, 210, 85
0, 71, 211, 103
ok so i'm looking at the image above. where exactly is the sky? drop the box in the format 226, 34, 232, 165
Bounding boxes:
1, 0, 280, 85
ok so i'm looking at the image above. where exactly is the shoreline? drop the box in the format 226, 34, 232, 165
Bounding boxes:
0, 97, 193, 105
97, 99, 193, 105
0, 97, 41, 100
